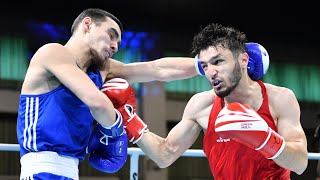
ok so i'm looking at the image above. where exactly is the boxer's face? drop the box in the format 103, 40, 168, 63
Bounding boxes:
199, 45, 242, 98
85, 17, 122, 67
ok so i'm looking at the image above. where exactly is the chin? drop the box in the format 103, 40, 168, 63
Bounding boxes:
215, 88, 232, 98
91, 59, 103, 68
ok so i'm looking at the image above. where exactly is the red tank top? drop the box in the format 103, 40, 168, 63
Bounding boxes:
203, 80, 290, 180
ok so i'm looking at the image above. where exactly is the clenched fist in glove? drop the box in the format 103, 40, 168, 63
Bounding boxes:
87, 109, 128, 173
215, 102, 285, 159
101, 78, 149, 144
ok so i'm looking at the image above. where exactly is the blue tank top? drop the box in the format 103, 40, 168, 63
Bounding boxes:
16, 67, 103, 161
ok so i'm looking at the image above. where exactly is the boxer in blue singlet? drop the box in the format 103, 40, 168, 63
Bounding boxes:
16, 8, 128, 180
16, 8, 201, 180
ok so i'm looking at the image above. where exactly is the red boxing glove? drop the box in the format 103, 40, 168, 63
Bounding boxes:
215, 102, 285, 159
101, 78, 148, 144
101, 78, 135, 109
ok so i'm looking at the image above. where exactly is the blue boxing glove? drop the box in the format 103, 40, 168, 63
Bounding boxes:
195, 42, 269, 80
194, 54, 205, 76
246, 42, 270, 80
87, 109, 128, 173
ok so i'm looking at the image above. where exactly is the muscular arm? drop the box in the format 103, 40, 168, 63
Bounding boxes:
271, 88, 308, 174
34, 44, 116, 126
136, 93, 205, 168
106, 57, 197, 83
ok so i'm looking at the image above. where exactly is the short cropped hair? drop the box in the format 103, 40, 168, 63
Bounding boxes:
191, 23, 247, 57
71, 8, 123, 34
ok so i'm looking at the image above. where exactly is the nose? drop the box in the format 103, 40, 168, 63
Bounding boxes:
110, 41, 119, 53
207, 64, 218, 77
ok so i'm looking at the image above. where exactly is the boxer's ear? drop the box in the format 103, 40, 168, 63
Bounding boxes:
83, 17, 92, 32
240, 53, 249, 69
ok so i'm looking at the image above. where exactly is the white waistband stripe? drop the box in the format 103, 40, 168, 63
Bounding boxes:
20, 151, 79, 180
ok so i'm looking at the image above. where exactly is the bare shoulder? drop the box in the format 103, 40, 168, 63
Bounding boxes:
264, 83, 297, 102
188, 89, 215, 107
37, 43, 66, 55
264, 82, 299, 118
30, 43, 69, 66
41, 43, 64, 49
21, 43, 72, 94
183, 89, 215, 120
29, 43, 73, 76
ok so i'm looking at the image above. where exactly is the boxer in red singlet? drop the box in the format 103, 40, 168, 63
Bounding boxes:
108, 22, 308, 179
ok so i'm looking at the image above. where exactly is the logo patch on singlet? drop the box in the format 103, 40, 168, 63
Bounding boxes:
216, 137, 230, 143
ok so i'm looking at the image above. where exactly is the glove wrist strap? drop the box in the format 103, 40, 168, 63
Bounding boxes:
98, 109, 124, 138
258, 127, 285, 159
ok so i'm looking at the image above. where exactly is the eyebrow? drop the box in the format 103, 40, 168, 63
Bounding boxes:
200, 54, 221, 64
109, 28, 121, 45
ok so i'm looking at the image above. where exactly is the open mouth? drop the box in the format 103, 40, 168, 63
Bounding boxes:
212, 80, 222, 88
105, 51, 110, 58
105, 50, 113, 58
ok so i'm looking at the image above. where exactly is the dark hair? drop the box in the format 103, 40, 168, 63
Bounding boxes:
71, 8, 123, 34
191, 23, 247, 57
